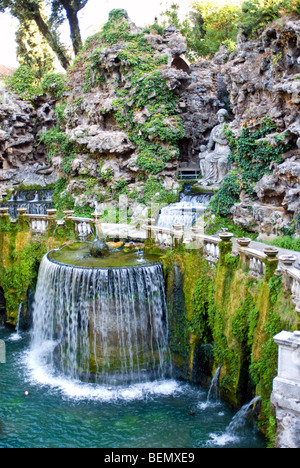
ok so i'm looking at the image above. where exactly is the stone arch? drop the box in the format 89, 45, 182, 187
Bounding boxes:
171, 55, 190, 74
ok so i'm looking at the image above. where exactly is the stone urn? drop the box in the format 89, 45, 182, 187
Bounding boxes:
279, 255, 297, 266
237, 237, 252, 247
264, 247, 279, 258
219, 231, 234, 242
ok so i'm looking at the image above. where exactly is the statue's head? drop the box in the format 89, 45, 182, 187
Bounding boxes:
217, 109, 229, 123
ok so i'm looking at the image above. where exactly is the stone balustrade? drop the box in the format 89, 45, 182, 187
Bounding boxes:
281, 265, 300, 305
201, 235, 221, 264
143, 221, 221, 263
71, 217, 94, 238
238, 246, 267, 279
25, 214, 49, 234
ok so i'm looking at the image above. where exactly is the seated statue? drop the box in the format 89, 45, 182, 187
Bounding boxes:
199, 109, 231, 186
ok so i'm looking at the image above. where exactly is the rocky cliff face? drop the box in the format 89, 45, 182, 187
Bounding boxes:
53, 11, 220, 214
0, 12, 299, 237
0, 89, 58, 196
219, 17, 300, 239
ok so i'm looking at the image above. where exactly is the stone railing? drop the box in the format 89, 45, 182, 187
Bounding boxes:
280, 262, 300, 306
72, 216, 94, 238
143, 220, 221, 263
236, 238, 267, 279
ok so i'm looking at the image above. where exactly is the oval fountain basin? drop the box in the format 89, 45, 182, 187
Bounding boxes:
32, 242, 171, 385
48, 241, 160, 269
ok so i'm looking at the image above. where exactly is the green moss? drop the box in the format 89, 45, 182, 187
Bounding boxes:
0, 236, 47, 324
160, 237, 296, 444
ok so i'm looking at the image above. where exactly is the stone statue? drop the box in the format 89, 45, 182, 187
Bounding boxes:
199, 109, 231, 186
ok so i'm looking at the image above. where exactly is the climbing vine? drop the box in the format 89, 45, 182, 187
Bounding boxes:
209, 118, 289, 216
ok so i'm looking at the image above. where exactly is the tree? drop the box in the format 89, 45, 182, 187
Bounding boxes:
50, 0, 88, 56
160, 1, 242, 59
0, 0, 90, 69
16, 18, 55, 79
239, 0, 300, 37
189, 0, 243, 57
0, 0, 71, 69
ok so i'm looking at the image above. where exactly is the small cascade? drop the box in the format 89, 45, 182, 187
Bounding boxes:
31, 254, 172, 385
199, 364, 222, 409
8, 303, 23, 342
208, 396, 261, 446
157, 193, 211, 230
1, 189, 54, 219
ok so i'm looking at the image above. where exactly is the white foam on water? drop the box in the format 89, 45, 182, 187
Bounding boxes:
198, 400, 222, 410
23, 345, 181, 402
207, 432, 239, 447
7, 333, 22, 342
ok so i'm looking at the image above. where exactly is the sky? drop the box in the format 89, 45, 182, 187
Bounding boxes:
0, 0, 192, 68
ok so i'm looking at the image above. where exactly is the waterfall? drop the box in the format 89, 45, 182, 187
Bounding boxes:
207, 396, 261, 446
199, 364, 222, 409
226, 396, 261, 434
8, 303, 23, 342
1, 189, 54, 219
157, 193, 211, 230
31, 255, 172, 385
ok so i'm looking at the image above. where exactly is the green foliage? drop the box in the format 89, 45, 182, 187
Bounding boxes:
16, 18, 55, 80
137, 176, 179, 205
78, 11, 184, 177
5, 65, 43, 101
209, 171, 243, 216
41, 72, 68, 99
270, 235, 300, 251
189, 0, 242, 57
239, 0, 300, 37
39, 126, 77, 174
190, 263, 215, 342
160, 0, 300, 59
227, 119, 286, 187
113, 177, 128, 195
160, 1, 242, 59
100, 9, 132, 44
6, 66, 67, 102
0, 239, 47, 314
209, 119, 288, 216
232, 294, 259, 350
52, 177, 75, 217
205, 214, 258, 239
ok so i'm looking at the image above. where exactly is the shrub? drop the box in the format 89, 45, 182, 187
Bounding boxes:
41, 73, 68, 99
210, 118, 289, 216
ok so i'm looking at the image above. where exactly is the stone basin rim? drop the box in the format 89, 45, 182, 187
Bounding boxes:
46, 250, 162, 271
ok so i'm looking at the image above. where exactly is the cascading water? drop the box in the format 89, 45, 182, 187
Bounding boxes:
199, 364, 222, 409
1, 189, 54, 219
207, 396, 261, 446
156, 193, 211, 230
8, 303, 23, 342
30, 252, 172, 385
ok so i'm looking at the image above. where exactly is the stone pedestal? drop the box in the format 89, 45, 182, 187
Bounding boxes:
271, 330, 300, 448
